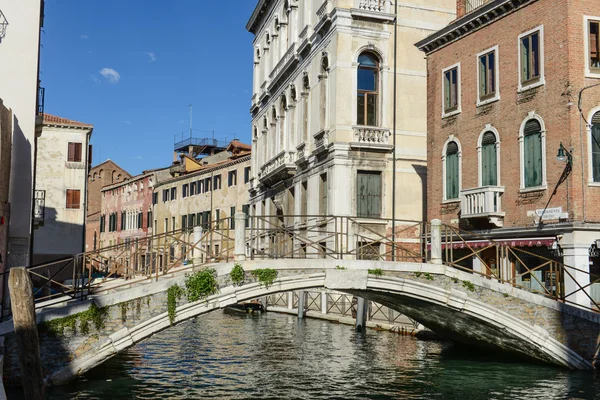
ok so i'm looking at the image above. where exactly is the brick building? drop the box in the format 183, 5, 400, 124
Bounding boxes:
153, 140, 252, 263
416, 0, 600, 306
86, 160, 131, 252
99, 172, 156, 268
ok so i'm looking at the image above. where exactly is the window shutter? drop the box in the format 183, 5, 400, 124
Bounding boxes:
68, 143, 75, 161
66, 190, 73, 208
75, 143, 82, 162
524, 121, 542, 187
367, 173, 381, 217
446, 153, 459, 199
592, 118, 600, 182
479, 56, 486, 97
521, 38, 528, 81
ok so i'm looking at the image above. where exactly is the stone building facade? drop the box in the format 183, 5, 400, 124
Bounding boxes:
416, 0, 600, 306
246, 0, 455, 257
152, 142, 252, 262
32, 114, 93, 264
0, 0, 43, 268
86, 160, 131, 252
99, 172, 155, 267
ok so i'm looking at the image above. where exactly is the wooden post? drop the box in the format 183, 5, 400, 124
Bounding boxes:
8, 267, 45, 399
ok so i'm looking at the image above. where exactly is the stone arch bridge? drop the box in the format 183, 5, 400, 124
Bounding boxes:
1, 215, 600, 385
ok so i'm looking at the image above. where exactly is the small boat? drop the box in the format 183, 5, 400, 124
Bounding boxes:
225, 300, 264, 314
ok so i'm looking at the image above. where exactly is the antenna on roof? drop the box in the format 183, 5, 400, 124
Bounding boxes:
188, 104, 193, 140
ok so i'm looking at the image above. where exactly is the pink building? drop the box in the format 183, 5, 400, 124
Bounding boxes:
99, 172, 154, 269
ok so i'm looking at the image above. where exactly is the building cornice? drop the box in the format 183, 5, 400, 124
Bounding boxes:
154, 155, 252, 189
247, 0, 273, 34
415, 0, 536, 55
101, 172, 154, 192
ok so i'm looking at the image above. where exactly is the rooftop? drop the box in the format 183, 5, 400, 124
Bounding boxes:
43, 113, 93, 129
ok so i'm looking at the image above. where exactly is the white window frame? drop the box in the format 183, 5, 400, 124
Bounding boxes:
584, 16, 600, 79
441, 62, 461, 118
442, 135, 462, 202
477, 124, 501, 187
518, 25, 545, 92
476, 46, 500, 106
587, 106, 600, 186
519, 111, 547, 192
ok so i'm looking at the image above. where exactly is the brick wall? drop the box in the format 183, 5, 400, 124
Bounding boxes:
425, 0, 600, 227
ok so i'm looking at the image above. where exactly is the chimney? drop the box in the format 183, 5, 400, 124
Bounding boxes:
456, 0, 466, 18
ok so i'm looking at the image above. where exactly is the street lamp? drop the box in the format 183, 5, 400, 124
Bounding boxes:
556, 142, 573, 166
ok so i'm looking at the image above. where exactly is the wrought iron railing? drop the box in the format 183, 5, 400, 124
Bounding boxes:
33, 190, 45, 222
464, 0, 491, 14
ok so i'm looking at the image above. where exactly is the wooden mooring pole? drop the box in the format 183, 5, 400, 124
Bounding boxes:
8, 267, 45, 399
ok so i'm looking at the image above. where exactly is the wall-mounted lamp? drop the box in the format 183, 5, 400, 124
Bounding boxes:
556, 142, 573, 166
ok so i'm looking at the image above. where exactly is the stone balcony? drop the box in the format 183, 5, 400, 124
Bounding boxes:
350, 126, 393, 152
258, 151, 297, 185
460, 186, 505, 227
351, 0, 395, 22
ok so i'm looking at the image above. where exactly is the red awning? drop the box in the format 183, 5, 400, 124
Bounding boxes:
432, 237, 556, 250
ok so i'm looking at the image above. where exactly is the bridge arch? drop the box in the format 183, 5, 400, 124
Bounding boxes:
35, 260, 594, 385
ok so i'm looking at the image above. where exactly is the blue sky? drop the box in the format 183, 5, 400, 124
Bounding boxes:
41, 0, 257, 175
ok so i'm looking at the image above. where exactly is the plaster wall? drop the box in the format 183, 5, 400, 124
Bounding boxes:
33, 125, 91, 261
0, 0, 43, 267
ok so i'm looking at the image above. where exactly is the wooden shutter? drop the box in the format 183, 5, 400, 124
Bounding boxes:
68, 143, 75, 161
446, 142, 459, 199
592, 114, 600, 182
74, 143, 82, 162
357, 173, 369, 217
590, 22, 599, 68
481, 132, 497, 186
524, 121, 542, 187
66, 190, 73, 208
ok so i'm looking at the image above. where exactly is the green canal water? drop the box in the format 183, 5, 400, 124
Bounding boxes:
9, 311, 600, 399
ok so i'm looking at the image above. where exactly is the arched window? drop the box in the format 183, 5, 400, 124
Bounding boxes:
480, 131, 498, 186
522, 119, 543, 188
591, 111, 600, 182
445, 141, 460, 200
357, 52, 379, 126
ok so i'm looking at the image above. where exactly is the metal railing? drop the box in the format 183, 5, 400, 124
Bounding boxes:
33, 190, 45, 223
173, 137, 228, 151
37, 87, 45, 116
2, 214, 600, 319
464, 0, 491, 13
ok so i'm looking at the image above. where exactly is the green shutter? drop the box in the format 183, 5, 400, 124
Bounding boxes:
446, 153, 459, 199
481, 132, 497, 186
524, 121, 542, 187
479, 56, 487, 97
592, 119, 600, 182
357, 173, 368, 217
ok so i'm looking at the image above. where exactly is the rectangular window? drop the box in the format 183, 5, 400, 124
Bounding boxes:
172, 216, 176, 232
170, 187, 177, 200
214, 174, 222, 190
162, 189, 169, 202
228, 170, 237, 187
100, 215, 105, 233
190, 181, 196, 196
66, 189, 81, 209
319, 174, 328, 216
165, 218, 169, 232
67, 142, 83, 162
478, 49, 496, 101
230, 206, 236, 229
356, 171, 382, 218
153, 192, 158, 205
215, 209, 220, 229
588, 18, 600, 75
520, 29, 541, 86
182, 184, 189, 198
198, 180, 204, 194
301, 181, 308, 221
182, 215, 187, 230
443, 65, 459, 114
148, 211, 153, 228
121, 211, 126, 230
137, 212, 143, 229
244, 167, 251, 183
189, 213, 195, 227
205, 177, 212, 192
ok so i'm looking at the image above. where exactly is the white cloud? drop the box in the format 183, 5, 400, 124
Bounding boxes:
144, 52, 157, 62
99, 68, 120, 84
80, 34, 89, 40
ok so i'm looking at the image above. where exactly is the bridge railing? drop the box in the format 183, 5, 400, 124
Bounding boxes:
433, 221, 600, 312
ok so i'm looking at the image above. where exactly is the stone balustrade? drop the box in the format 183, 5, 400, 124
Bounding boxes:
354, 127, 390, 144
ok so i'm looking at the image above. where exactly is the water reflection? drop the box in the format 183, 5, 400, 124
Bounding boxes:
12, 312, 599, 399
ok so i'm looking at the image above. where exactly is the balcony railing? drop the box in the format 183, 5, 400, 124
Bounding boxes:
354, 127, 390, 144
357, 0, 390, 13
37, 86, 45, 116
460, 186, 505, 221
269, 43, 297, 82
461, 0, 492, 16
33, 190, 45, 223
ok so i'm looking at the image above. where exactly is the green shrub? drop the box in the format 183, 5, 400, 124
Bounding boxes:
462, 280, 476, 292
185, 269, 219, 302
230, 263, 245, 286
335, 265, 347, 270
368, 268, 384, 277
251, 268, 278, 288
167, 284, 184, 325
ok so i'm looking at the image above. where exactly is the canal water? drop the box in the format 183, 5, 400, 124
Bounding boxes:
10, 311, 600, 399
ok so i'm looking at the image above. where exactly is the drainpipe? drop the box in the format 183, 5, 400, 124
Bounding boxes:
391, 0, 398, 261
